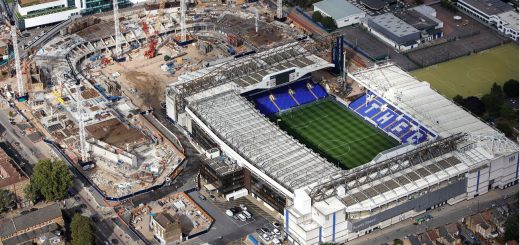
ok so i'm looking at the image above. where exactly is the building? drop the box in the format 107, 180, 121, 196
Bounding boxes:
165, 40, 518, 244
0, 147, 29, 207
199, 156, 246, 200
15, 0, 132, 29
0, 40, 9, 60
16, 0, 80, 29
457, 0, 519, 41
365, 6, 444, 50
313, 0, 366, 28
150, 212, 182, 244
0, 203, 64, 245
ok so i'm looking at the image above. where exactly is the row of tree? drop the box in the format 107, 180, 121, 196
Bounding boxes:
453, 79, 518, 137
312, 11, 337, 31
22, 159, 93, 245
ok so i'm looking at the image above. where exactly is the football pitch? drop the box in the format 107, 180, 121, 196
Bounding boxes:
274, 100, 398, 169
411, 43, 519, 99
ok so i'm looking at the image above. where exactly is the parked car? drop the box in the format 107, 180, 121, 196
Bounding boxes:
230, 207, 241, 214
242, 210, 252, 219
273, 228, 281, 235
260, 227, 270, 234
273, 221, 281, 228
199, 194, 206, 200
261, 233, 271, 241
239, 204, 247, 210
225, 209, 234, 217
272, 238, 281, 245
237, 213, 246, 221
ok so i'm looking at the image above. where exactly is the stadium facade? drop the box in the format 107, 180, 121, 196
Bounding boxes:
165, 43, 518, 245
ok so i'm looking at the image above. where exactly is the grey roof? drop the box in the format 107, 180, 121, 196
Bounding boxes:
0, 204, 62, 237
313, 0, 365, 20
370, 13, 419, 37
394, 9, 438, 30
2, 223, 58, 245
498, 10, 519, 32
154, 212, 178, 229
460, 0, 514, 15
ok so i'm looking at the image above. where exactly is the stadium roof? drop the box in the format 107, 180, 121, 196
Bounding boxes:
351, 65, 495, 137
498, 10, 519, 32
360, 0, 387, 11
187, 90, 339, 195
350, 64, 517, 154
169, 42, 332, 97
369, 13, 419, 37
459, 0, 514, 15
313, 0, 365, 20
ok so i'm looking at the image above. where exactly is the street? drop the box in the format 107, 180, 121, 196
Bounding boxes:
348, 187, 519, 245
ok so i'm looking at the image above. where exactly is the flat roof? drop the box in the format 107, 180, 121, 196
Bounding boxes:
370, 13, 419, 37
313, 0, 365, 20
394, 9, 438, 30
360, 0, 387, 11
460, 0, 514, 15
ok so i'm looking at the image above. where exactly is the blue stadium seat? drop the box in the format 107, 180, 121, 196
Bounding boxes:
252, 95, 279, 116
349, 94, 367, 111
373, 109, 398, 129
292, 84, 316, 104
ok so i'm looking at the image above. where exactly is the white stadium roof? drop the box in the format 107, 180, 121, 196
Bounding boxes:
350, 64, 507, 139
187, 90, 339, 193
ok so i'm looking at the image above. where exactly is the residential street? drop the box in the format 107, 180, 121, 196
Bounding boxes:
349, 187, 519, 245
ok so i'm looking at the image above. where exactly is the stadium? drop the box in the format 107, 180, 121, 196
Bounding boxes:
165, 41, 518, 245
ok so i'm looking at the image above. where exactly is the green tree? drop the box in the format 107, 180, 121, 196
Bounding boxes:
500, 105, 517, 120
312, 11, 323, 23
164, 55, 171, 61
503, 79, 519, 98
23, 182, 40, 203
321, 16, 337, 30
0, 190, 15, 212
482, 93, 503, 116
30, 159, 73, 202
453, 94, 464, 105
496, 122, 513, 137
71, 214, 94, 245
462, 96, 485, 117
504, 212, 519, 242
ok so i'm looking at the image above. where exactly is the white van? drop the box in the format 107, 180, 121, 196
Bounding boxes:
242, 210, 252, 219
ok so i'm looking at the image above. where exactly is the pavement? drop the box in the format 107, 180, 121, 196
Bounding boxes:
348, 187, 519, 245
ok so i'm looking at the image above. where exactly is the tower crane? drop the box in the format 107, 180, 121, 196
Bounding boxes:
113, 0, 122, 59
9, 22, 27, 101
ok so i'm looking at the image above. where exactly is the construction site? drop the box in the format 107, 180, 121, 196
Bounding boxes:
0, 0, 305, 200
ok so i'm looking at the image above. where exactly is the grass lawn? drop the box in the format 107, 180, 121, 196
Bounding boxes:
274, 100, 398, 169
411, 43, 519, 99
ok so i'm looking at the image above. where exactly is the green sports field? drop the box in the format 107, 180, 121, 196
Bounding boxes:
411, 43, 519, 99
274, 100, 398, 169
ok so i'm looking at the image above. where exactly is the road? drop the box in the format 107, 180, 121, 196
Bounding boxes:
348, 187, 519, 245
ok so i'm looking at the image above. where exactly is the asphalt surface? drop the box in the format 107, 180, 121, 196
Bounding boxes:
348, 187, 519, 245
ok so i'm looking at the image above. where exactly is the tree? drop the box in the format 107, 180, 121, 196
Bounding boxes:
503, 79, 519, 98
321, 16, 337, 31
0, 190, 15, 212
312, 11, 323, 23
500, 105, 517, 120
504, 212, 518, 242
482, 93, 503, 116
71, 214, 94, 245
23, 182, 40, 203
453, 94, 464, 105
496, 122, 513, 137
461, 96, 485, 117
164, 55, 171, 61
30, 159, 73, 202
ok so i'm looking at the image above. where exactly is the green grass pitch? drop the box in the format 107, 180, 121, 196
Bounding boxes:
411, 43, 519, 99
273, 100, 398, 170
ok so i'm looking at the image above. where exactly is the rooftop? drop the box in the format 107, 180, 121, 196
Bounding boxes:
313, 0, 365, 20
188, 90, 339, 195
0, 203, 62, 237
460, 0, 514, 15
394, 9, 438, 30
0, 148, 28, 189
370, 13, 420, 37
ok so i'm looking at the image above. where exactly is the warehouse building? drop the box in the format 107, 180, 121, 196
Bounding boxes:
313, 0, 366, 28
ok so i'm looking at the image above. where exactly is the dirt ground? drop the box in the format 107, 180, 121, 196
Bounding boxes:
86, 118, 146, 148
